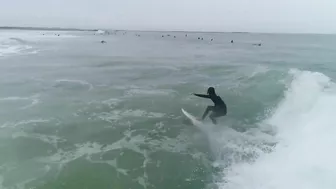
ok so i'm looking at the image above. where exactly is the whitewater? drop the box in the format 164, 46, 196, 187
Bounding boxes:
218, 69, 336, 189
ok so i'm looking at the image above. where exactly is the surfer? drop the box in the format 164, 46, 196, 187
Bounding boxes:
193, 87, 227, 124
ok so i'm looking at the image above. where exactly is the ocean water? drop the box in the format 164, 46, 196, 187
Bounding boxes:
1, 29, 336, 189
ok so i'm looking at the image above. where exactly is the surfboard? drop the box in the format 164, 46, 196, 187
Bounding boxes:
181, 108, 203, 126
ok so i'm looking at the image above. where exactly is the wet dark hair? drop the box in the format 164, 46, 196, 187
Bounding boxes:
207, 87, 215, 95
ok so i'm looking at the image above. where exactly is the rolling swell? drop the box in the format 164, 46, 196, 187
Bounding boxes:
9, 38, 28, 44
0, 36, 33, 57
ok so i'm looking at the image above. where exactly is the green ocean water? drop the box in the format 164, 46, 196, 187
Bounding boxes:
1, 30, 336, 189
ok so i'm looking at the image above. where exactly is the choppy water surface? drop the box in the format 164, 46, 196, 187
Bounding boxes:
1, 30, 336, 189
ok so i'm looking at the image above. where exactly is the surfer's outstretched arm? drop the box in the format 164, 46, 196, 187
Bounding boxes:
193, 93, 210, 98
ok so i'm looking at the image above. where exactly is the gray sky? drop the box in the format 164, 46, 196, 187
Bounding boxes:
1, 0, 336, 33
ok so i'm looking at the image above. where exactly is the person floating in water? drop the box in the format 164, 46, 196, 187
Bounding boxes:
193, 87, 227, 124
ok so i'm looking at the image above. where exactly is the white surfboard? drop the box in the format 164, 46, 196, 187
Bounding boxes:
181, 108, 203, 127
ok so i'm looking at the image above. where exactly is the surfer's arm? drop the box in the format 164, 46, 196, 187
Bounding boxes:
193, 93, 210, 98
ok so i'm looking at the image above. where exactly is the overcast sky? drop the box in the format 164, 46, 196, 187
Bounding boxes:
1, 0, 336, 33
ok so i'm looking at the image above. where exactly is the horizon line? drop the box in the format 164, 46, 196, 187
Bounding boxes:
1, 26, 335, 35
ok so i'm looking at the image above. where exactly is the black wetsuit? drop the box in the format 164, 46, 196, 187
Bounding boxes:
194, 93, 227, 124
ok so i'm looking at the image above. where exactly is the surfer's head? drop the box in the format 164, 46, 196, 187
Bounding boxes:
207, 87, 215, 95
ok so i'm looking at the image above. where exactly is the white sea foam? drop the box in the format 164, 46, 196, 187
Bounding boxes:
0, 119, 49, 129
0, 96, 31, 101
125, 88, 175, 96
95, 30, 106, 35
93, 109, 165, 123
219, 69, 336, 189
36, 133, 147, 165
249, 64, 270, 78
101, 98, 121, 107
0, 94, 40, 109
55, 79, 93, 91
0, 30, 79, 57
0, 44, 33, 57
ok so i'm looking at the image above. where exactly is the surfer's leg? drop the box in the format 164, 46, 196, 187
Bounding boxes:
209, 108, 226, 124
202, 106, 214, 120
210, 112, 224, 124
209, 113, 217, 124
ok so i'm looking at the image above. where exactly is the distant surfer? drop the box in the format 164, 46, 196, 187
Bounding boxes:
193, 87, 227, 124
